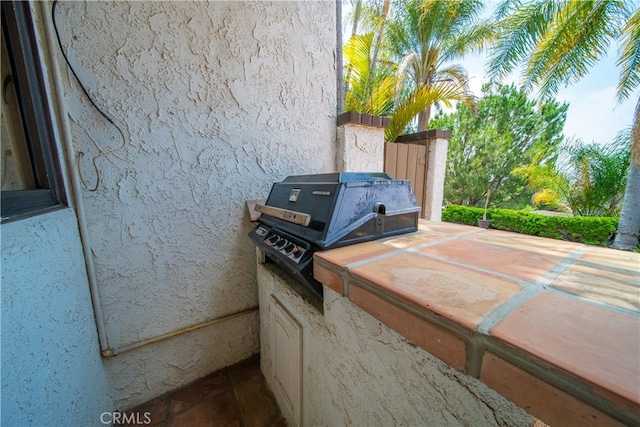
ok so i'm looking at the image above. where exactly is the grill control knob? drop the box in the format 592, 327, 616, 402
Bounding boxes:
266, 235, 280, 245
292, 247, 303, 259
284, 244, 295, 254
275, 239, 288, 249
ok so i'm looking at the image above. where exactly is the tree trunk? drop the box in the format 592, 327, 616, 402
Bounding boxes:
337, 0, 344, 115
612, 162, 640, 250
418, 104, 432, 131
612, 96, 640, 250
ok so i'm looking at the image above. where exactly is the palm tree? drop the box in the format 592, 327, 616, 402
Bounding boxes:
384, 0, 494, 131
488, 0, 640, 250
343, 0, 489, 142
343, 30, 466, 141
343, 32, 398, 116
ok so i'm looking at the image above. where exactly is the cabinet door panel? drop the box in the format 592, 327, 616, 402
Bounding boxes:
270, 296, 302, 426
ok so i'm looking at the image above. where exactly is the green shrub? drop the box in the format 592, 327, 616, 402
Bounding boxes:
441, 204, 618, 247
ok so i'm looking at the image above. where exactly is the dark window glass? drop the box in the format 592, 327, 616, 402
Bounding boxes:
1, 0, 66, 223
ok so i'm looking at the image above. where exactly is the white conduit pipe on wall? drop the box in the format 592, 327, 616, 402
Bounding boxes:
40, 1, 111, 355
40, 1, 258, 357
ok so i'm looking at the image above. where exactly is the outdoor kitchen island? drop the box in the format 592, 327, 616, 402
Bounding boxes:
256, 220, 639, 427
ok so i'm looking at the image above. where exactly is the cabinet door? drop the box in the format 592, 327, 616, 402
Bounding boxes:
270, 296, 302, 426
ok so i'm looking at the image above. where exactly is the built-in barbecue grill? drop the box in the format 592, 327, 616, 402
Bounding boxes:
249, 172, 420, 305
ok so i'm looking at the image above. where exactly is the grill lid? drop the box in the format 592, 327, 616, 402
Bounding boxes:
257, 172, 420, 249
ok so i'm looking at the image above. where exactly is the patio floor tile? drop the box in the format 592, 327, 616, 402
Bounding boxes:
117, 355, 284, 427
579, 245, 640, 271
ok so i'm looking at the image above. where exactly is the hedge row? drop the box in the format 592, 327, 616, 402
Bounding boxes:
441, 204, 618, 247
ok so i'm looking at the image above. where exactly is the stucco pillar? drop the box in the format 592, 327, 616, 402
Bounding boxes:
336, 111, 390, 172
425, 133, 449, 222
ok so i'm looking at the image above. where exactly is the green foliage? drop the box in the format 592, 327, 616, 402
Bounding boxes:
429, 83, 567, 209
617, 8, 640, 102
486, 0, 640, 250
343, 0, 494, 140
441, 204, 486, 225
562, 136, 631, 216
514, 132, 631, 216
385, 0, 490, 130
343, 32, 398, 116
488, 0, 634, 102
442, 204, 618, 246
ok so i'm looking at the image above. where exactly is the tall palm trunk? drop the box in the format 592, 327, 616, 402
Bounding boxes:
370, 0, 391, 69
612, 96, 640, 250
418, 104, 432, 131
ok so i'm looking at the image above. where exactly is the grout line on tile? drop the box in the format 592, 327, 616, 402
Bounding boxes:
343, 248, 405, 270
346, 229, 492, 272
341, 229, 484, 270
408, 250, 536, 289
546, 287, 640, 318
477, 286, 542, 334
573, 259, 640, 280
391, 229, 486, 251
533, 245, 590, 288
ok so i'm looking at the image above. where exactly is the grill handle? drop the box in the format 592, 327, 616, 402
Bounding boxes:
373, 202, 422, 216
254, 204, 311, 227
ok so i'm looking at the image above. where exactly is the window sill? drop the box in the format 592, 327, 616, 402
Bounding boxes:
314, 220, 639, 426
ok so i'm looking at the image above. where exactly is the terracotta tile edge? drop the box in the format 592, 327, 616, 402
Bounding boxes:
477, 287, 542, 334
481, 339, 640, 426
480, 351, 634, 426
346, 278, 485, 374
313, 261, 345, 296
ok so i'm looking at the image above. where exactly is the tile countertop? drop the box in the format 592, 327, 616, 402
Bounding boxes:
313, 220, 640, 427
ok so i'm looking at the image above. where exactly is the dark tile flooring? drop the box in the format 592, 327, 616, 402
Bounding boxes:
118, 355, 286, 427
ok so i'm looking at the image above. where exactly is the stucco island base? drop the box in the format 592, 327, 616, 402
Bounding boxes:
257, 257, 536, 427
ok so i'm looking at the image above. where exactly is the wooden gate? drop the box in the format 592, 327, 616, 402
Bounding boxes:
384, 141, 428, 217
384, 130, 451, 220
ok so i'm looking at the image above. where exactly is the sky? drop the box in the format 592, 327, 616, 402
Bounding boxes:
462, 48, 637, 146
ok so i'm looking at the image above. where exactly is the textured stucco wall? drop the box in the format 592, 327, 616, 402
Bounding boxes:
424, 137, 448, 221
258, 262, 536, 427
52, 0, 336, 407
1, 209, 114, 426
336, 124, 386, 172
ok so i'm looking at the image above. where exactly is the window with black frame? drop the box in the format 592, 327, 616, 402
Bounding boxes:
1, 0, 66, 223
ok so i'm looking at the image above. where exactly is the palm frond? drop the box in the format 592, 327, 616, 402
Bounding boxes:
487, 0, 562, 83
344, 32, 398, 116
443, 18, 497, 63
385, 85, 439, 142
386, 80, 475, 142
524, 0, 626, 98
617, 6, 640, 102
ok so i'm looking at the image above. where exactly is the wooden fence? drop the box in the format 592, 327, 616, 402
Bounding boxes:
384, 142, 428, 216
384, 130, 451, 220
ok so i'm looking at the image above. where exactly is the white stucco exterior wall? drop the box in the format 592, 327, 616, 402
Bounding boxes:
257, 262, 535, 427
1, 209, 114, 426
336, 124, 386, 172
51, 0, 336, 408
